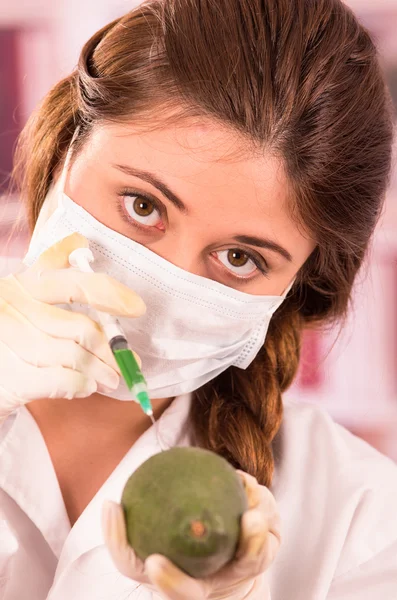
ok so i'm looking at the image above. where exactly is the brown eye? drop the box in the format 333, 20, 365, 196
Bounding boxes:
227, 249, 249, 267
215, 249, 258, 277
133, 197, 155, 217
123, 194, 162, 227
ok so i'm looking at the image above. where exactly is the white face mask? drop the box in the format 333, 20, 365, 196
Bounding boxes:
23, 140, 295, 400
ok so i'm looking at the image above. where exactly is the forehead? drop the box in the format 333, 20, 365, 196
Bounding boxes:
85, 119, 289, 203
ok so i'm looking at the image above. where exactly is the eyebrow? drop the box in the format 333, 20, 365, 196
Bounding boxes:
113, 163, 292, 263
112, 164, 188, 213
233, 235, 293, 262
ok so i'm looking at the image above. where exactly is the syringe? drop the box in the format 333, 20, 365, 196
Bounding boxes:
68, 247, 154, 423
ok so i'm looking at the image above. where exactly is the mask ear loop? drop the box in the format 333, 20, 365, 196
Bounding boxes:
23, 126, 82, 266
58, 126, 81, 195
281, 276, 296, 298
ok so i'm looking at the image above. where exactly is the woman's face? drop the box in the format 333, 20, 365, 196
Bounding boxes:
64, 119, 315, 295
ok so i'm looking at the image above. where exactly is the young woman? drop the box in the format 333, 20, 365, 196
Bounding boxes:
0, 0, 396, 598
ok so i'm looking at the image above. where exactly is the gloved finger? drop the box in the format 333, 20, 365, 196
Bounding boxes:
28, 233, 89, 271
101, 501, 149, 584
215, 512, 274, 584
238, 484, 281, 552
145, 555, 207, 600
0, 284, 125, 372
236, 509, 269, 560
15, 269, 146, 317
236, 470, 262, 509
231, 486, 281, 579
0, 342, 98, 402
0, 303, 119, 391
21, 232, 146, 317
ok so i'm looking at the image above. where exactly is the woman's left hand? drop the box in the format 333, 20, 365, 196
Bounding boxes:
101, 470, 281, 600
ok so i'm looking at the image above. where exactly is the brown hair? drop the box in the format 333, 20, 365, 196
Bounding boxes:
13, 0, 394, 487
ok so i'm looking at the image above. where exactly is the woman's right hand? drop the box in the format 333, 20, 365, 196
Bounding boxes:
0, 233, 146, 421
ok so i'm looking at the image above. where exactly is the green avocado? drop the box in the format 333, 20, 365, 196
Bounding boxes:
121, 447, 248, 579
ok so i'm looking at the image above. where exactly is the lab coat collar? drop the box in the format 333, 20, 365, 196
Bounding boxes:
52, 392, 193, 584
0, 407, 71, 559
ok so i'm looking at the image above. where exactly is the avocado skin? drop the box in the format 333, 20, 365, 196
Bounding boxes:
121, 447, 248, 579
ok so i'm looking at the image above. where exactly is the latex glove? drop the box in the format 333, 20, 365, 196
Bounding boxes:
102, 470, 281, 600
0, 233, 145, 421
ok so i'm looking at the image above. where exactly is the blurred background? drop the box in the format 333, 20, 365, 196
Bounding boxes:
1, 0, 397, 459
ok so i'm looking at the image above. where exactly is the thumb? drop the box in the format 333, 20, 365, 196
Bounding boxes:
19, 233, 146, 317
145, 555, 206, 600
29, 233, 89, 271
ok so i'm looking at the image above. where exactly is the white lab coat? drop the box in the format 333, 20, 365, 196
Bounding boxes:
1, 392, 397, 600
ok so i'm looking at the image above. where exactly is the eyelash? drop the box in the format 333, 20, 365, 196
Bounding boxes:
117, 188, 165, 230
116, 189, 270, 281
